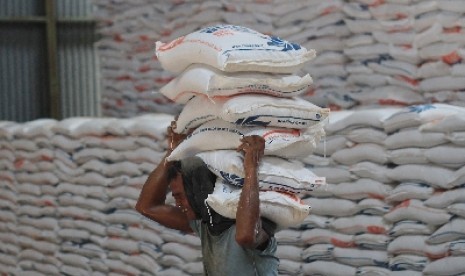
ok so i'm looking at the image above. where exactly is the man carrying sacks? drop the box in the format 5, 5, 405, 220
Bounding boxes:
136, 25, 328, 275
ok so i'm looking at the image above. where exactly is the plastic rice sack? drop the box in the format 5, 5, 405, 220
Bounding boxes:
205, 179, 311, 229
425, 145, 465, 168
384, 199, 451, 226
332, 247, 388, 267
427, 218, 465, 244
196, 150, 325, 194
329, 215, 390, 235
331, 143, 389, 165
168, 119, 325, 161
425, 185, 465, 209
301, 228, 354, 248
420, 112, 465, 133
383, 104, 465, 133
388, 148, 429, 165
423, 257, 465, 276
302, 198, 357, 217
301, 244, 334, 262
155, 24, 316, 73
160, 64, 313, 104
174, 94, 330, 134
324, 108, 398, 134
384, 128, 448, 150
385, 182, 434, 202
387, 164, 455, 189
387, 235, 441, 258
389, 254, 429, 272
302, 261, 356, 276
448, 203, 465, 218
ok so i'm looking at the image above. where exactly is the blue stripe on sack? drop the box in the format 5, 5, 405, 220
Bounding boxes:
218, 171, 316, 193
235, 114, 322, 127
216, 84, 309, 95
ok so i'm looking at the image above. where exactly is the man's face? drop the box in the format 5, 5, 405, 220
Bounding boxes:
170, 174, 197, 220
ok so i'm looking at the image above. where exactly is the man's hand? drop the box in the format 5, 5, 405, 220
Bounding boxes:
237, 135, 265, 166
167, 120, 187, 151
235, 135, 267, 249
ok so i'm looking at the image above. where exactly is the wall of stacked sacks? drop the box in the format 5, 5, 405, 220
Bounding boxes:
91, 0, 465, 117
1, 105, 465, 275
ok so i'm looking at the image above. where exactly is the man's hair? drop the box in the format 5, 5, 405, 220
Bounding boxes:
167, 161, 182, 183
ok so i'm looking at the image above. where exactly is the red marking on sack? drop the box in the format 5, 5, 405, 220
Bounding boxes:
444, 26, 461, 33
322, 6, 338, 15
328, 104, 342, 111
116, 75, 132, 81
157, 36, 185, 51
262, 129, 301, 139
41, 155, 53, 162
139, 35, 150, 41
275, 191, 302, 203
304, 87, 315, 96
395, 13, 408, 19
43, 200, 55, 207
138, 65, 151, 73
378, 99, 408, 106
135, 84, 150, 92
426, 251, 449, 260
213, 29, 235, 37
331, 238, 355, 248
14, 159, 24, 169
154, 76, 174, 84
442, 51, 462, 65
367, 225, 386, 234
391, 199, 411, 212
116, 99, 124, 107
161, 29, 172, 36
113, 34, 123, 42
369, 0, 385, 7
395, 75, 419, 86
364, 193, 384, 200
183, 38, 222, 51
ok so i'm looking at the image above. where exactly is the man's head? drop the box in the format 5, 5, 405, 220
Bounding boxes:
168, 161, 197, 220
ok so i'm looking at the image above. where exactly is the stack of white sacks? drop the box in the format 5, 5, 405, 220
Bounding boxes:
90, 0, 465, 117
0, 115, 225, 275
48, 115, 188, 275
0, 122, 19, 275
12, 119, 63, 275
1, 104, 465, 275
293, 103, 465, 276
156, 25, 329, 248
289, 0, 353, 110
340, 0, 465, 109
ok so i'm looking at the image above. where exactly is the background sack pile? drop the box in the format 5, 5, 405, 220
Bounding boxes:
156, 24, 328, 229
284, 103, 465, 276
0, 116, 208, 276
1, 104, 465, 275
91, 0, 465, 118
2, 105, 465, 275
